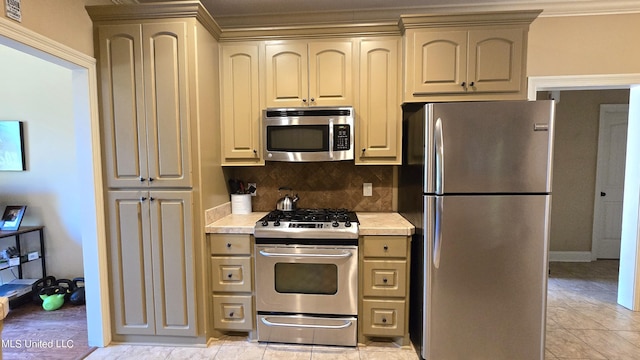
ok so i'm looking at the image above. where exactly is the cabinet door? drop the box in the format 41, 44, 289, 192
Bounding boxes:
265, 42, 308, 108
308, 41, 354, 106
107, 191, 155, 335
148, 191, 196, 336
357, 38, 401, 164
467, 28, 523, 93
411, 31, 468, 95
98, 25, 149, 188
143, 23, 192, 187
220, 43, 262, 165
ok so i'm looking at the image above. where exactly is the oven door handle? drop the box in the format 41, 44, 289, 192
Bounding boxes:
260, 317, 353, 329
258, 249, 353, 259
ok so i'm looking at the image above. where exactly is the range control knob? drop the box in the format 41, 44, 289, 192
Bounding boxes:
345, 220, 351, 227
274, 220, 281, 227
261, 220, 269, 226
332, 221, 339, 227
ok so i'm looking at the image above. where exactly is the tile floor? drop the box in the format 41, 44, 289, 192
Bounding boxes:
87, 260, 633, 360
545, 260, 640, 360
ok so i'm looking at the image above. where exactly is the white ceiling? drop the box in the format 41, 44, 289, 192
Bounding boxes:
132, 0, 640, 27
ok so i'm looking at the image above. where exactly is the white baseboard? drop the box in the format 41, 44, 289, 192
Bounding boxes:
549, 251, 593, 262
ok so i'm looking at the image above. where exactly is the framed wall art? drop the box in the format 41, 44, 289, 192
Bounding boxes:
0, 120, 26, 171
0, 205, 27, 231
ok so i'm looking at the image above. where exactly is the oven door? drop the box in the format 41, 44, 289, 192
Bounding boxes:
255, 244, 358, 315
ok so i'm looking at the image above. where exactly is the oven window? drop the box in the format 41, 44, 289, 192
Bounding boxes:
267, 125, 329, 152
274, 263, 337, 294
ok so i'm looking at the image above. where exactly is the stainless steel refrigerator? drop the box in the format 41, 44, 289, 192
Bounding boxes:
398, 100, 555, 360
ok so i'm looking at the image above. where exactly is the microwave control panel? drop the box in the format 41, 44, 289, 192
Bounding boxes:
334, 125, 351, 151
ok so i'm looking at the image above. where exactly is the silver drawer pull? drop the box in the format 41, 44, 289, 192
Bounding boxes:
261, 317, 352, 329
259, 250, 352, 259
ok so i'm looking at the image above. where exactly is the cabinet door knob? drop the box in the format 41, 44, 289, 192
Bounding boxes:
469, 81, 475, 87
382, 278, 388, 283
140, 197, 147, 202
383, 245, 389, 251
148, 177, 154, 182
302, 98, 307, 103
226, 243, 232, 248
229, 311, 234, 317
461, 82, 466, 88
227, 273, 233, 279
140, 177, 146, 182
382, 318, 387, 323
310, 97, 315, 102
149, 197, 155, 202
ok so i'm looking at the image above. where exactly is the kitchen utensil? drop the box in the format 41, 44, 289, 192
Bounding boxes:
276, 187, 299, 211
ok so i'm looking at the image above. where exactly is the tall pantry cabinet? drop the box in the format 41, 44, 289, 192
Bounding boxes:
88, 3, 225, 344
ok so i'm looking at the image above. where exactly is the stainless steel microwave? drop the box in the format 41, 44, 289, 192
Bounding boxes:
263, 107, 354, 162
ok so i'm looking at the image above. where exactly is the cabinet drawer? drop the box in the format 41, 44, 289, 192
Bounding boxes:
212, 295, 254, 331
362, 260, 407, 298
362, 236, 408, 258
211, 234, 251, 255
211, 257, 252, 292
362, 299, 405, 337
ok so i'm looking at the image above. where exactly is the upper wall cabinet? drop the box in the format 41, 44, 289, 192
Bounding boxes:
220, 43, 263, 166
356, 37, 402, 165
401, 10, 540, 102
264, 40, 355, 108
97, 23, 192, 188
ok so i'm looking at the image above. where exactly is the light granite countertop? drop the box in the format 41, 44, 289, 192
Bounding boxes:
205, 211, 414, 236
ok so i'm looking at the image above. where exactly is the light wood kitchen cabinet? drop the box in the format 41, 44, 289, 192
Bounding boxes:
220, 43, 263, 166
89, 2, 223, 344
264, 40, 355, 108
210, 234, 255, 332
356, 38, 402, 165
359, 235, 411, 345
401, 10, 540, 102
97, 22, 191, 188
107, 190, 196, 337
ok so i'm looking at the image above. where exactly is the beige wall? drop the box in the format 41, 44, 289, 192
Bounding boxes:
528, 13, 640, 76
1, 0, 98, 56
540, 90, 630, 252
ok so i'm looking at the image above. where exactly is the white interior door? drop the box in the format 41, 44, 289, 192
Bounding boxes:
592, 104, 629, 259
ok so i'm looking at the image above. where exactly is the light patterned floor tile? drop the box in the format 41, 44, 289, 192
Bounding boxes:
545, 329, 606, 359
569, 329, 640, 360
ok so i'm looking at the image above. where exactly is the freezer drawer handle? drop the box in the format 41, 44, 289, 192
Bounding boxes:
261, 317, 353, 329
434, 196, 443, 268
534, 123, 549, 131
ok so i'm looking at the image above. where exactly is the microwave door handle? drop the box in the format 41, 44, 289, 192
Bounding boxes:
258, 249, 353, 259
261, 317, 353, 330
329, 118, 334, 160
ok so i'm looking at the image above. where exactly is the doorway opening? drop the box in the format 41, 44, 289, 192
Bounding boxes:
530, 75, 640, 311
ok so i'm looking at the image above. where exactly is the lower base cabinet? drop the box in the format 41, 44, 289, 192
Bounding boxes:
108, 190, 197, 338
212, 295, 254, 331
362, 299, 406, 337
359, 235, 411, 346
210, 234, 255, 334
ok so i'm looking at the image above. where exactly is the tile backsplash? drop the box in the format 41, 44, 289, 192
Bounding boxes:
225, 162, 394, 212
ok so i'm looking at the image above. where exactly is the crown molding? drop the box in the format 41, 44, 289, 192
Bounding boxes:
219, 22, 400, 42
87, 1, 222, 39
213, 0, 640, 28
399, 10, 542, 31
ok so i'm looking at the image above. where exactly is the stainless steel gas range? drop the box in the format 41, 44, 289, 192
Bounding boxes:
254, 208, 359, 347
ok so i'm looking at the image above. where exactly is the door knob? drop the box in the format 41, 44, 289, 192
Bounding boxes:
601, 192, 607, 196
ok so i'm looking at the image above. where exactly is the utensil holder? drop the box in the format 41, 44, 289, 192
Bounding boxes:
231, 194, 252, 214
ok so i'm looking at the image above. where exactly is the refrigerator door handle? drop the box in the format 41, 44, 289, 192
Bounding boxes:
433, 196, 443, 269
434, 118, 444, 195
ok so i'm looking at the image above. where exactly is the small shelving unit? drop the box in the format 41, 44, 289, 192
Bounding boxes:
0, 226, 46, 279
